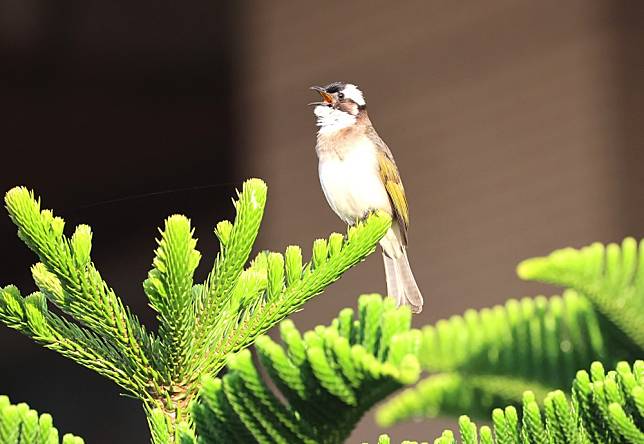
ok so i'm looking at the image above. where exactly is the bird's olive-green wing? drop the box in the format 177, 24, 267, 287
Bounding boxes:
377, 150, 409, 244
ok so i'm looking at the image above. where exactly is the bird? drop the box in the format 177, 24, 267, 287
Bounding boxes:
310, 82, 423, 313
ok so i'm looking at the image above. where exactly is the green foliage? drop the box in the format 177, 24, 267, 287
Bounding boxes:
0, 395, 83, 444
144, 214, 201, 381
4, 182, 643, 444
377, 290, 632, 426
185, 294, 421, 444
417, 290, 615, 382
377, 238, 644, 427
371, 360, 644, 444
0, 179, 391, 441
518, 237, 644, 352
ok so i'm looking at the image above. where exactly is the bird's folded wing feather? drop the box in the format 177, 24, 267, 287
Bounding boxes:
377, 150, 409, 244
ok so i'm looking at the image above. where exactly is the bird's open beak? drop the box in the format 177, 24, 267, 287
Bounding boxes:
309, 86, 334, 105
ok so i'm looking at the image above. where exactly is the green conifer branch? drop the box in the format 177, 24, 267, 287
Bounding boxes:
4, 188, 159, 386
147, 407, 196, 444
144, 214, 201, 382
377, 289, 634, 427
376, 238, 644, 434
0, 395, 84, 444
185, 294, 421, 444
186, 209, 391, 383
197, 178, 267, 324
518, 237, 644, 351
368, 360, 644, 444
417, 291, 616, 381
0, 287, 145, 397
0, 179, 391, 441
376, 373, 552, 428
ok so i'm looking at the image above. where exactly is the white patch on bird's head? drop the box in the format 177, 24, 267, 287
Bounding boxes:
341, 84, 366, 106
314, 104, 356, 134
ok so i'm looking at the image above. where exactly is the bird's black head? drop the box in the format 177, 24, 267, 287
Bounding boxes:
310, 82, 367, 114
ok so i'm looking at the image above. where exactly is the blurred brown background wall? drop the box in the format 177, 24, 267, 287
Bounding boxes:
1, 1, 643, 442
0, 1, 241, 442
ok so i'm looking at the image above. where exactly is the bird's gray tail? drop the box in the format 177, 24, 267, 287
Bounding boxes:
383, 251, 423, 313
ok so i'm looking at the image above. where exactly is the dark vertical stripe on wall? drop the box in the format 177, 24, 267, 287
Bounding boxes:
0, 1, 241, 442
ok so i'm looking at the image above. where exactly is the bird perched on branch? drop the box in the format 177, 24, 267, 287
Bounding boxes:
310, 82, 423, 313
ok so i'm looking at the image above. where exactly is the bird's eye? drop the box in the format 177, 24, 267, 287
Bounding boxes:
338, 92, 345, 99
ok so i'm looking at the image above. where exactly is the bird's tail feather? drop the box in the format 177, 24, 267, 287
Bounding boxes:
383, 253, 401, 304
383, 251, 423, 313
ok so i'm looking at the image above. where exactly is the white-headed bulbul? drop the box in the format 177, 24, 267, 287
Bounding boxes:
310, 82, 424, 313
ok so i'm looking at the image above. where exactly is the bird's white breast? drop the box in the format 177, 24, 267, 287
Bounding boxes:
317, 137, 392, 224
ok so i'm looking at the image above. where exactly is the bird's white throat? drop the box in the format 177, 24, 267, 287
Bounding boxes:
314, 105, 356, 134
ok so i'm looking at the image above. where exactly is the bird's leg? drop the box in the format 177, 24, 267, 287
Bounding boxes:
360, 209, 376, 223
350, 210, 374, 227
352, 214, 366, 226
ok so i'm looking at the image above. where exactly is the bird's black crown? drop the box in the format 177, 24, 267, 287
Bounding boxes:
323, 82, 345, 93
